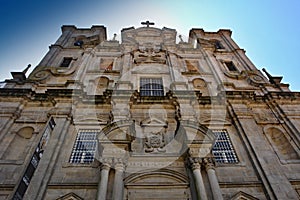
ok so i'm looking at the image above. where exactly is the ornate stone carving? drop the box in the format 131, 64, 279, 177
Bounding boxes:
187, 157, 203, 170
133, 46, 166, 65
144, 128, 166, 153
203, 157, 215, 170
140, 117, 168, 153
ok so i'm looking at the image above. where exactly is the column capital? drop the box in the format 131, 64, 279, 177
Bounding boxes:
99, 157, 113, 170
203, 157, 216, 171
188, 157, 203, 170
114, 159, 126, 171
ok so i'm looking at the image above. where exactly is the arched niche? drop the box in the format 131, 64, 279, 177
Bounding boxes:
192, 78, 209, 96
2, 126, 34, 160
97, 76, 109, 88
93, 76, 109, 95
264, 127, 299, 161
17, 126, 34, 139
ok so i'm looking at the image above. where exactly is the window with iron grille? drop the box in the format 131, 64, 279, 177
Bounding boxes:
60, 57, 72, 67
212, 130, 238, 163
69, 130, 98, 164
140, 78, 164, 96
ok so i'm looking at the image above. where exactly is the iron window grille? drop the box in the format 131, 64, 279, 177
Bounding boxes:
212, 130, 238, 164
140, 78, 164, 96
69, 130, 98, 164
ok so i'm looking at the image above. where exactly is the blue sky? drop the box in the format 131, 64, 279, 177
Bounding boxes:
0, 0, 299, 91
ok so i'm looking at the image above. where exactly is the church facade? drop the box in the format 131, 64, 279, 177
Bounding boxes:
0, 22, 299, 200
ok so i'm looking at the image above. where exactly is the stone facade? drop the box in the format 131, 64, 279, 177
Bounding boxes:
0, 22, 299, 200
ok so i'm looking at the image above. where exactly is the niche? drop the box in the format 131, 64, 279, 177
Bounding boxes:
95, 76, 109, 95
265, 127, 298, 161
192, 78, 209, 96
2, 126, 34, 160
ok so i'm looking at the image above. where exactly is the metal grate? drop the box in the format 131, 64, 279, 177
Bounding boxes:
140, 78, 164, 96
212, 130, 238, 163
69, 130, 98, 164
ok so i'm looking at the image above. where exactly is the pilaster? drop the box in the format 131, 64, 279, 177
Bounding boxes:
228, 102, 299, 199
23, 116, 71, 200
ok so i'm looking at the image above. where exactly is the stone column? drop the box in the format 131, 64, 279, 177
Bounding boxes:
97, 162, 111, 200
204, 158, 223, 200
190, 158, 208, 200
112, 160, 125, 200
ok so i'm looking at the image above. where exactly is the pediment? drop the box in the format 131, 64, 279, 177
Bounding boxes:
135, 27, 162, 36
121, 26, 176, 45
56, 192, 83, 200
231, 191, 259, 200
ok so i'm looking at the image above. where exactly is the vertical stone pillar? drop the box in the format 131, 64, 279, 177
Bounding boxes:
189, 158, 208, 200
204, 158, 223, 200
97, 162, 111, 200
112, 160, 125, 200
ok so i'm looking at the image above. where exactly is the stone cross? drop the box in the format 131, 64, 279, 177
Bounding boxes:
141, 20, 155, 27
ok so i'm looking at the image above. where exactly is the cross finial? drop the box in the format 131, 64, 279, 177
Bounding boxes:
141, 20, 155, 27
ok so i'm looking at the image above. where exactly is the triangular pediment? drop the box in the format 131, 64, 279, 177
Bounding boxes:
231, 191, 259, 200
56, 192, 83, 200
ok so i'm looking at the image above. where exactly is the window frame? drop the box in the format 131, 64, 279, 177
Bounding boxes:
139, 77, 164, 97
69, 130, 99, 164
60, 57, 73, 68
212, 129, 239, 164
224, 61, 238, 72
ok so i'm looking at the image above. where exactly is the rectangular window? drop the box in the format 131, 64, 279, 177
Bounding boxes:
212, 130, 238, 164
60, 57, 72, 67
69, 130, 98, 164
140, 78, 164, 96
224, 61, 237, 71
